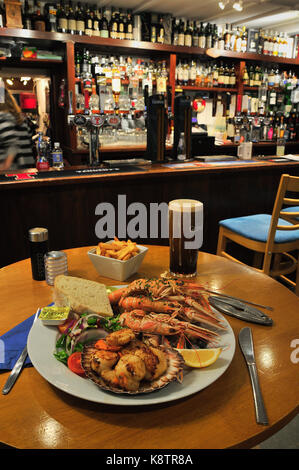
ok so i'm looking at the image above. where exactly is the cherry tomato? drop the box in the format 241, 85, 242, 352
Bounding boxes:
67, 352, 85, 377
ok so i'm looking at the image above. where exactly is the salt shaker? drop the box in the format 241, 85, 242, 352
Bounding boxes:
28, 227, 49, 281
44, 251, 68, 286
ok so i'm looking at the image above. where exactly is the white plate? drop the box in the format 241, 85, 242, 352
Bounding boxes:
27, 289, 236, 406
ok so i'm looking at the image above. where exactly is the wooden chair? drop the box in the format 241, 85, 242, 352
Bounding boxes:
217, 174, 299, 295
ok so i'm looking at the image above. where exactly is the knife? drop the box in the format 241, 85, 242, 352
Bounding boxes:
2, 309, 40, 395
239, 327, 269, 425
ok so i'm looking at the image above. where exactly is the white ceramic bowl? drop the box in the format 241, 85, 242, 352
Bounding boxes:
87, 243, 148, 281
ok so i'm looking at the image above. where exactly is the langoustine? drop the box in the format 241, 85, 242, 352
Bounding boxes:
109, 278, 226, 347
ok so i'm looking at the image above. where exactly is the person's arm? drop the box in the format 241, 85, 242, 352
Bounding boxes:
0, 154, 15, 171
0, 114, 19, 171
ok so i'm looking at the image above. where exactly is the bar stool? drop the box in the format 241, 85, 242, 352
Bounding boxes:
217, 174, 299, 295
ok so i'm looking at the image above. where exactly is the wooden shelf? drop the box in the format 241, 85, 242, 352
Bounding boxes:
219, 140, 299, 147
0, 28, 298, 66
177, 85, 238, 93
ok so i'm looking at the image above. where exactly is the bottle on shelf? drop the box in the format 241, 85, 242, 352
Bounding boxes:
178, 19, 185, 46
75, 2, 85, 36
157, 16, 165, 44
172, 17, 179, 45
184, 20, 192, 47
67, 0, 76, 35
198, 22, 205, 48
125, 10, 133, 40
100, 8, 109, 38
32, 0, 46, 31
192, 21, 199, 48
84, 5, 93, 36
23, 0, 32, 29
57, 1, 68, 33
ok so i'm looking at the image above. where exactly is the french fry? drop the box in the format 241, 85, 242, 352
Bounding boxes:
96, 238, 139, 260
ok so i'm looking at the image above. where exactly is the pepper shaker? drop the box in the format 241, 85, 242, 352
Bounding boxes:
28, 227, 49, 281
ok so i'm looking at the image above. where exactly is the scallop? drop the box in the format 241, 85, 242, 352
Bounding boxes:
81, 342, 185, 395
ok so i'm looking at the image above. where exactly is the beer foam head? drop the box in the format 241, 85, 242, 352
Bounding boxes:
169, 199, 203, 213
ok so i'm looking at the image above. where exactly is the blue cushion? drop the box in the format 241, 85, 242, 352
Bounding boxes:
219, 213, 299, 244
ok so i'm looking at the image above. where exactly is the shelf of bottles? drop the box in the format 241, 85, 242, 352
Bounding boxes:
226, 63, 299, 144
73, 48, 170, 150
175, 59, 237, 92
0, 1, 297, 63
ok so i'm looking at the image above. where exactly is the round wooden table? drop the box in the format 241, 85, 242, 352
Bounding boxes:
0, 246, 298, 449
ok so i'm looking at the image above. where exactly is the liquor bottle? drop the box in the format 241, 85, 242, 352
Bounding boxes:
263, 30, 269, 55
273, 31, 279, 57
183, 60, 189, 86
198, 22, 205, 48
125, 10, 133, 40
192, 21, 199, 47
211, 62, 217, 87
243, 65, 249, 85
223, 24, 230, 50
157, 16, 165, 44
229, 65, 236, 88
178, 19, 185, 46
172, 18, 179, 45
75, 49, 82, 78
184, 20, 192, 47
218, 25, 225, 50
92, 6, 100, 37
100, 8, 109, 38
241, 26, 247, 53
57, 1, 67, 33
85, 6, 93, 36
81, 48, 91, 76
32, 0, 46, 31
89, 81, 100, 113
150, 13, 157, 43
235, 28, 242, 52
118, 9, 125, 40
268, 31, 274, 56
23, 0, 32, 29
205, 23, 212, 49
45, 3, 57, 32
218, 62, 225, 87
212, 24, 218, 49
189, 59, 196, 86
176, 59, 184, 85
223, 64, 230, 87
67, 1, 76, 35
75, 2, 85, 36
257, 29, 264, 55
156, 60, 168, 93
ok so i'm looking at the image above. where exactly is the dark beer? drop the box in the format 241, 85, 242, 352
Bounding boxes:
169, 199, 203, 277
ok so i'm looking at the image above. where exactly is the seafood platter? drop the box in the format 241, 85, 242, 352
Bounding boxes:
27, 276, 236, 405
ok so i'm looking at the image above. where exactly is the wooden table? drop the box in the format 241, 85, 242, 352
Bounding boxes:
0, 246, 298, 449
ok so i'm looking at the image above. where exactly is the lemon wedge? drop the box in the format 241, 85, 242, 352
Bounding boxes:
176, 348, 222, 368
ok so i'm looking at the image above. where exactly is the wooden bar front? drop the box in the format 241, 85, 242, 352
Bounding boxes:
2, 160, 299, 268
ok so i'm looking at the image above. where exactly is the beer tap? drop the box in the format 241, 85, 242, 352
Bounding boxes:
68, 113, 106, 167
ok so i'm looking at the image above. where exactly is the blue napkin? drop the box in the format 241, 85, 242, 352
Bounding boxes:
0, 305, 53, 371
0, 314, 37, 370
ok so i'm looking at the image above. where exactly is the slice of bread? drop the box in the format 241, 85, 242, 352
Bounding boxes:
53, 275, 113, 318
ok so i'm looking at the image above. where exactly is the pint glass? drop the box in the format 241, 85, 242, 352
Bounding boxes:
169, 199, 203, 277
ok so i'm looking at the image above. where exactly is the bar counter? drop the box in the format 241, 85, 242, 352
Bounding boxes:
2, 158, 299, 267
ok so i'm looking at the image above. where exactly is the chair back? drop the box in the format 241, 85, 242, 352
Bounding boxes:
266, 174, 299, 255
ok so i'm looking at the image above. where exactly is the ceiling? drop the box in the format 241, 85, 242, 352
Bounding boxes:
94, 0, 299, 34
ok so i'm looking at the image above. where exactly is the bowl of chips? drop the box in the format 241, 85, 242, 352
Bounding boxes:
87, 237, 148, 281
